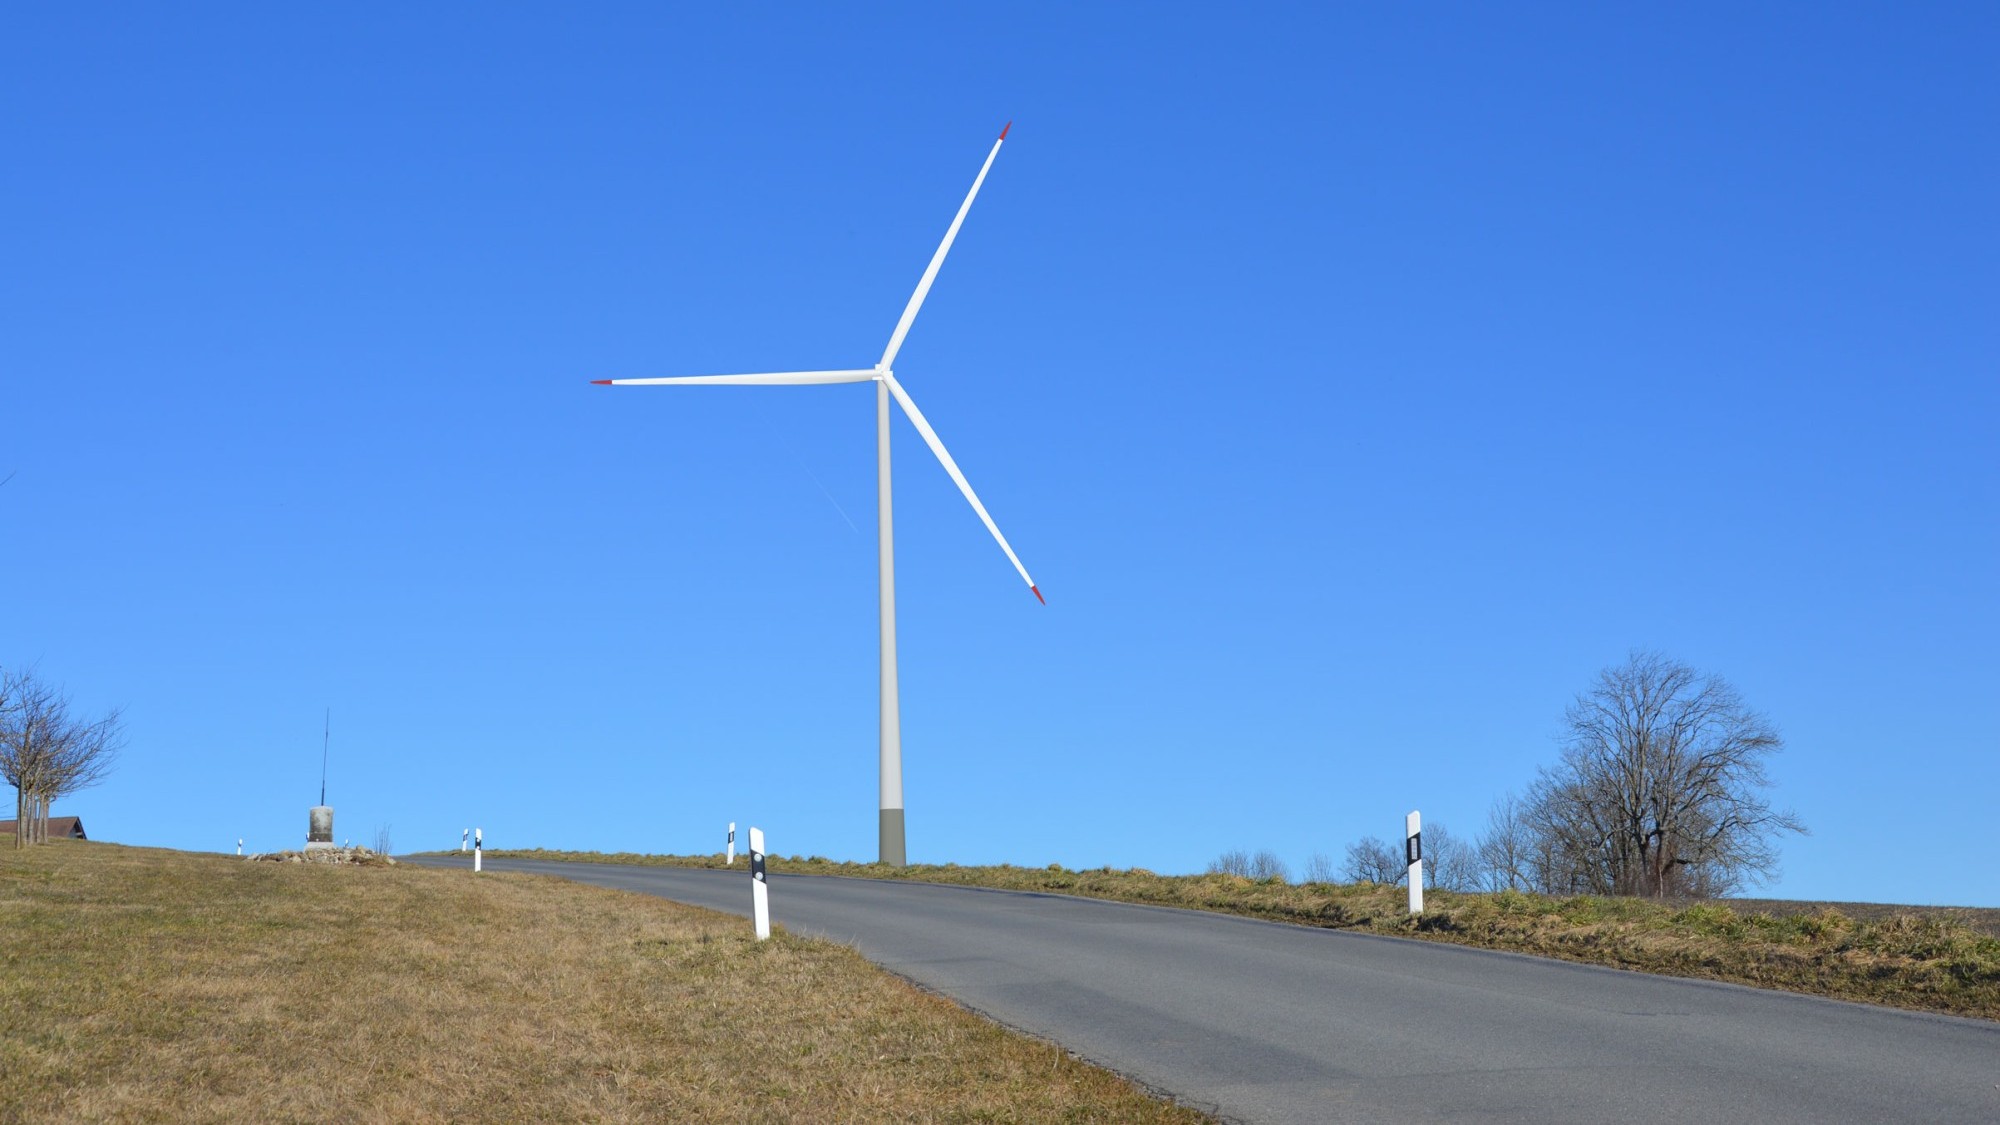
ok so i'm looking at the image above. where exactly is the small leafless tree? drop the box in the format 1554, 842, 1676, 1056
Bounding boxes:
1207, 849, 1252, 877
1343, 836, 1404, 884
1476, 792, 1534, 891
1207, 848, 1290, 881
1301, 851, 1339, 884
1247, 850, 1290, 882
1, 668, 123, 847
1423, 822, 1480, 892
2, 670, 59, 846
374, 824, 394, 856
1522, 652, 1805, 898
1342, 822, 1475, 889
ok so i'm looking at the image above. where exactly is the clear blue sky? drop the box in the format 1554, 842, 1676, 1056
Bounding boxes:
4, 5, 1994, 904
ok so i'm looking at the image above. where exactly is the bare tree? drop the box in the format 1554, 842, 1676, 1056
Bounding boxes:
1247, 850, 1290, 882
2, 670, 60, 847
1476, 792, 1534, 891
1207, 849, 1252, 877
1423, 822, 1480, 892
1341, 822, 1473, 888
1343, 836, 1404, 884
1301, 851, 1339, 884
1522, 652, 1805, 898
1, 668, 123, 847
1207, 848, 1290, 881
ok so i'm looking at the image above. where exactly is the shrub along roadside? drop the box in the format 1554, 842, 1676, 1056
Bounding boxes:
487, 849, 2000, 1023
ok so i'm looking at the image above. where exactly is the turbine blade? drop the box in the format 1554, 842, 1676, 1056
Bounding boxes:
877, 123, 1010, 371
881, 372, 1040, 601
592, 369, 877, 386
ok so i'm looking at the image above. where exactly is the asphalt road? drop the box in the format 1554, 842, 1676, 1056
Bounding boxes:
414, 856, 2000, 1124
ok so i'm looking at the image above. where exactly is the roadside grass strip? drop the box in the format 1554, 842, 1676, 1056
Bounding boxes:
493, 849, 2000, 1023
0, 841, 1212, 1123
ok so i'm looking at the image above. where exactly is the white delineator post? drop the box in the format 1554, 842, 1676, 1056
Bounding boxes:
237, 838, 243, 856
474, 827, 483, 873
1406, 810, 1424, 915
726, 822, 737, 865
461, 828, 469, 853
749, 826, 770, 941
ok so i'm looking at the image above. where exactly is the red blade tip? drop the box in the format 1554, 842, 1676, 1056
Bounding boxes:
1030, 584, 1044, 605
999, 121, 1011, 141
590, 379, 613, 385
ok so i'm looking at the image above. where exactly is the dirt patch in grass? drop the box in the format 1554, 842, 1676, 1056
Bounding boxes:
487, 849, 2000, 1024
0, 840, 1212, 1123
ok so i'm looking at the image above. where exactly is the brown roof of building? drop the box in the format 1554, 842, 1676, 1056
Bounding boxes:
0, 816, 87, 840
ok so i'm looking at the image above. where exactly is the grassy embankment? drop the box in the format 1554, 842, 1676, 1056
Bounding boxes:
492, 849, 2000, 1022
0, 840, 1210, 1123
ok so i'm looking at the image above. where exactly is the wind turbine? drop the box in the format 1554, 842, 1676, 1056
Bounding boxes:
593, 123, 1038, 866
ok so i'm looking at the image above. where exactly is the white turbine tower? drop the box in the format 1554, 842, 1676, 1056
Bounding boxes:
593, 123, 1038, 866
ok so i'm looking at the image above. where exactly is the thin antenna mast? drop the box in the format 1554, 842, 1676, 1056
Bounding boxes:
319, 708, 330, 807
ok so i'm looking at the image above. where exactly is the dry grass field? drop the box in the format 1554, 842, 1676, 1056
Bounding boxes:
494, 849, 2000, 1023
1723, 896, 2000, 938
0, 840, 1211, 1123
